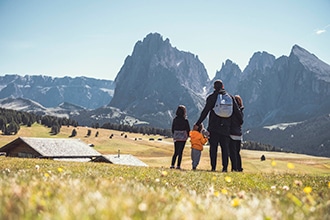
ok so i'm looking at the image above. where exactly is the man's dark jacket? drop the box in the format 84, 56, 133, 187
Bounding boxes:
195, 89, 242, 136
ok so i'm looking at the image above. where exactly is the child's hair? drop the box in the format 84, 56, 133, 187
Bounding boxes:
194, 124, 203, 132
176, 105, 187, 117
234, 95, 243, 108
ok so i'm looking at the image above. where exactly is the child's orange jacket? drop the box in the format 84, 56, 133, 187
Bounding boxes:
189, 130, 208, 151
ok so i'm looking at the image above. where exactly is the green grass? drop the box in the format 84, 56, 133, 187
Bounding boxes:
0, 157, 329, 219
0, 124, 330, 219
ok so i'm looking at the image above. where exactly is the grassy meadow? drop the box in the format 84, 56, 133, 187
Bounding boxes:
0, 123, 329, 219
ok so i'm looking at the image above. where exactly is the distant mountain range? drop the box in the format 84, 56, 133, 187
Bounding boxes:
0, 97, 84, 118
1, 32, 329, 157
0, 75, 115, 109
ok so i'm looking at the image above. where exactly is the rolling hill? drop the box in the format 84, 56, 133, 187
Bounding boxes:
1, 123, 329, 173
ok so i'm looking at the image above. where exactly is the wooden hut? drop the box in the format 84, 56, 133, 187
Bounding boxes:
0, 137, 101, 161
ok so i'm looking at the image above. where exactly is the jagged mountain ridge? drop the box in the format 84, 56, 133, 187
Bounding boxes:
0, 75, 115, 109
109, 33, 209, 128
215, 45, 330, 128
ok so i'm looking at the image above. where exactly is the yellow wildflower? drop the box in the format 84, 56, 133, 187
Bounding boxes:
225, 176, 232, 183
58, 167, 63, 173
231, 198, 240, 207
221, 189, 228, 195
271, 160, 276, 167
303, 186, 312, 194
161, 170, 168, 177
287, 163, 295, 169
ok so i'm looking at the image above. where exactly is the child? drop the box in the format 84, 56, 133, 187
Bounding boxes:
171, 105, 190, 169
189, 124, 209, 170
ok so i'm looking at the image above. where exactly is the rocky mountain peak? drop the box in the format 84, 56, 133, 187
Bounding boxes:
110, 32, 209, 128
290, 44, 319, 66
290, 44, 330, 82
132, 33, 171, 57
220, 59, 240, 70
291, 44, 313, 57
212, 59, 242, 94
243, 51, 275, 75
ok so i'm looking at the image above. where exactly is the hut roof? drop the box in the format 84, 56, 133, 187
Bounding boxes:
97, 154, 148, 167
0, 137, 101, 158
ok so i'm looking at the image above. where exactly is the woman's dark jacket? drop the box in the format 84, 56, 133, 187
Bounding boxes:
230, 106, 244, 136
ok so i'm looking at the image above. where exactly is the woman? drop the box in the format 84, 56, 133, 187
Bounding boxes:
229, 95, 244, 172
171, 105, 190, 169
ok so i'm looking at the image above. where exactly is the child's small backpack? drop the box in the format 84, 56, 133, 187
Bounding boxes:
213, 93, 233, 118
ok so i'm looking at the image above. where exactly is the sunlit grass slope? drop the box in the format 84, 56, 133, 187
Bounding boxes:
0, 157, 329, 219
1, 123, 329, 174
0, 123, 329, 219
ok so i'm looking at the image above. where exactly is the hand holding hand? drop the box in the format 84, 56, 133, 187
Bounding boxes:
193, 124, 199, 131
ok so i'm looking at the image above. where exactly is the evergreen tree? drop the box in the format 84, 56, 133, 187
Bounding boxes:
5, 122, 19, 135
50, 121, 60, 135
0, 116, 7, 133
22, 113, 30, 125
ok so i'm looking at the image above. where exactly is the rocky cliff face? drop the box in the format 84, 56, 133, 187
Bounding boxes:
262, 45, 330, 126
109, 33, 209, 128
0, 75, 115, 109
217, 45, 330, 128
211, 45, 330, 156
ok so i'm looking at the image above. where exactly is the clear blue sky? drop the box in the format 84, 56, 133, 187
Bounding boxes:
0, 0, 329, 80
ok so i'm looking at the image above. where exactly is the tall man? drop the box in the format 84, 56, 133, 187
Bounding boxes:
194, 80, 240, 172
